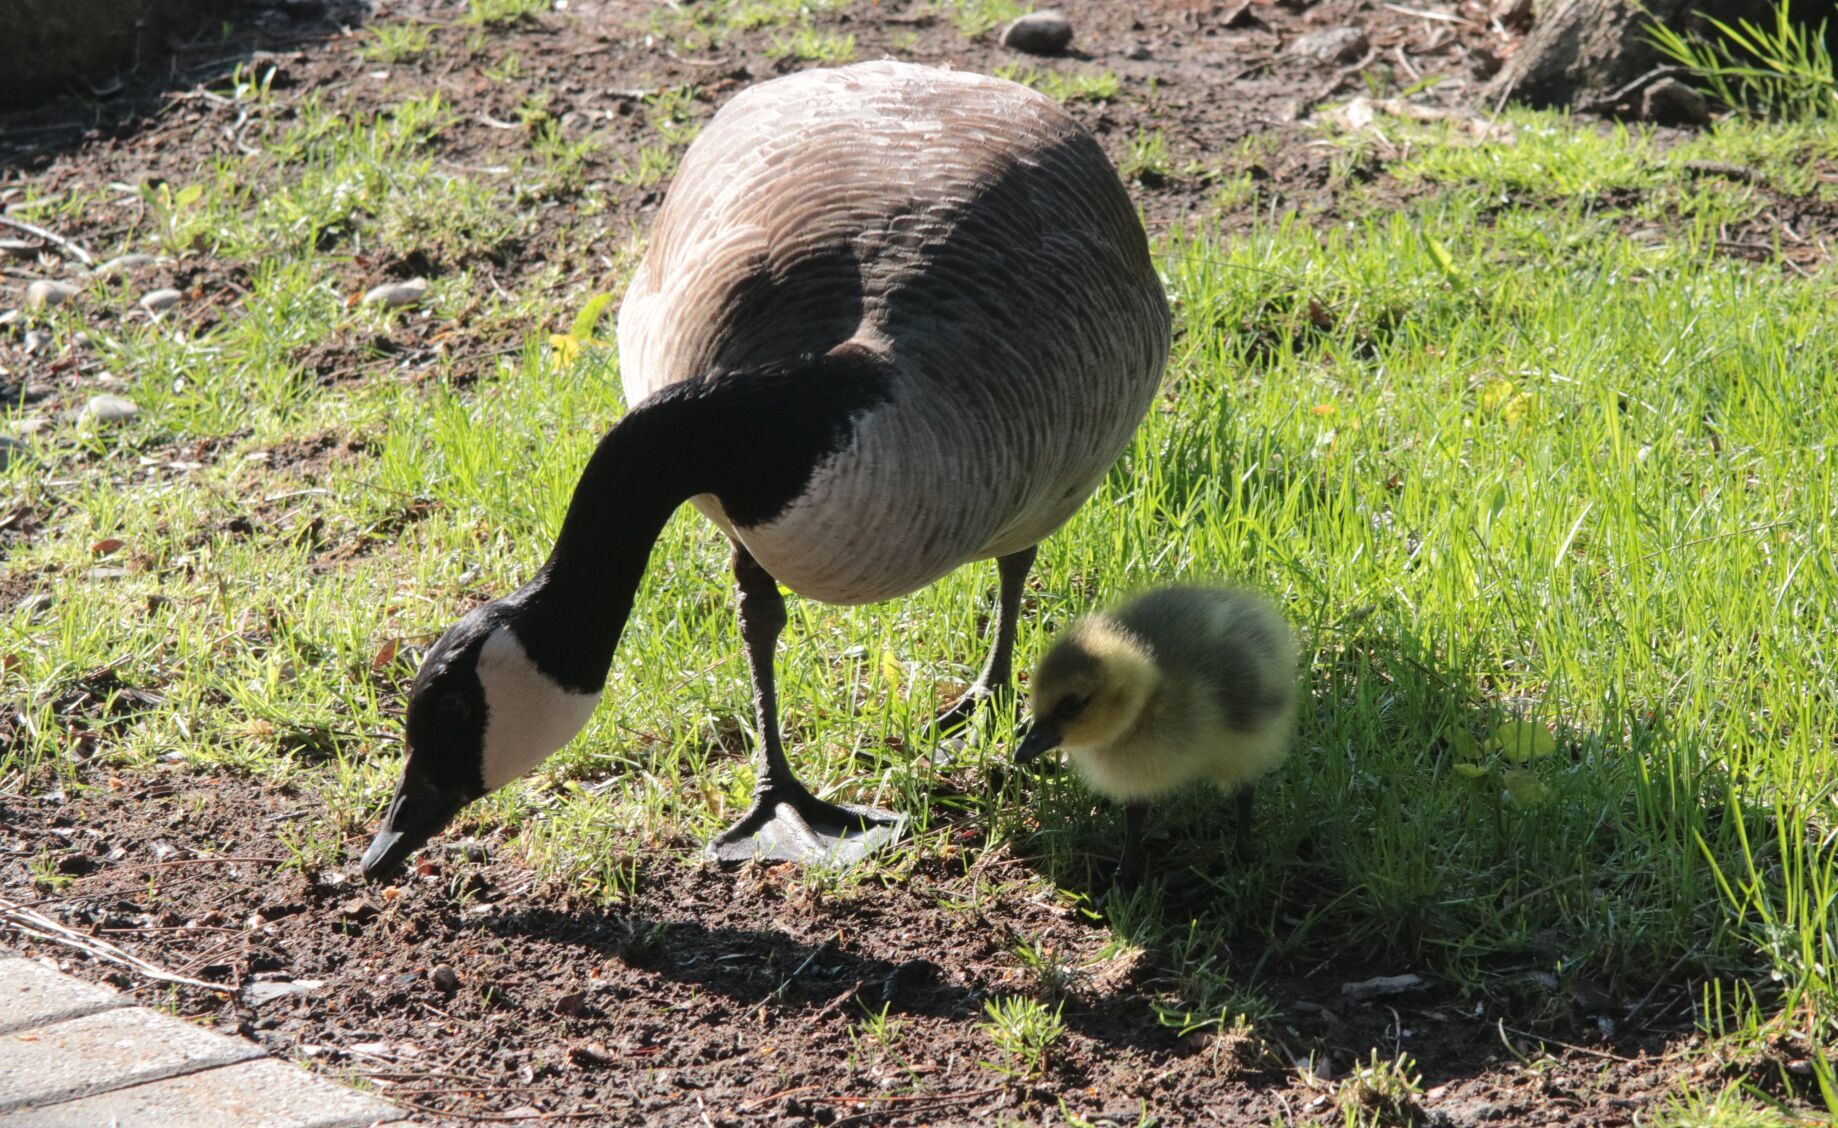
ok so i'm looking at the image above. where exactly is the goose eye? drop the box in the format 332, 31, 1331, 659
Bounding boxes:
1057, 694, 1089, 720
437, 692, 471, 724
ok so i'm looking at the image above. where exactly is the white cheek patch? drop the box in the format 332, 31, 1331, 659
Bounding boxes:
476, 627, 603, 791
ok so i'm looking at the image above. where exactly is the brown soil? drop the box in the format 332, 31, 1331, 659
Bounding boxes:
4, 775, 1706, 1126
3, 1, 1823, 1123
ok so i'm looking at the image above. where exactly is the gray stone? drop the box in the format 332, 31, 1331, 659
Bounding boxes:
0, 1007, 261, 1111
361, 278, 428, 308
240, 978, 324, 1006
0, 435, 25, 472
94, 254, 159, 279
2, 1056, 397, 1127
23, 328, 49, 353
15, 592, 55, 620
1340, 972, 1426, 1001
1642, 77, 1709, 126
139, 288, 183, 314
1000, 10, 1072, 56
24, 279, 79, 311
1288, 26, 1369, 65
0, 958, 127, 1035
1, 239, 37, 260
78, 394, 139, 425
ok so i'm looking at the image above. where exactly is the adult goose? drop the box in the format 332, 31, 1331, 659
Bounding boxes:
360, 60, 1170, 878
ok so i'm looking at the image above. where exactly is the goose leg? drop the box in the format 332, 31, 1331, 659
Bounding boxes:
706, 544, 905, 866
1233, 787, 1257, 863
933, 545, 1038, 733
1112, 801, 1149, 892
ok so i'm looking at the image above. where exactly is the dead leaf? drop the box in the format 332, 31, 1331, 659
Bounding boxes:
373, 638, 399, 669
90, 537, 125, 556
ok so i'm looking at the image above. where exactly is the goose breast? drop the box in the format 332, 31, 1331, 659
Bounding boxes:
617, 61, 1170, 604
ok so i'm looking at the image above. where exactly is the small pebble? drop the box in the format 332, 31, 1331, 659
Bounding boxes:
55, 852, 97, 876
1642, 77, 1710, 127
17, 592, 55, 620
0, 239, 37, 260
0, 435, 24, 472
362, 277, 429, 308
1123, 43, 1152, 61
25, 279, 80, 310
440, 838, 490, 863
431, 965, 462, 992
94, 253, 159, 279
1001, 9, 1073, 56
567, 1042, 612, 1067
139, 288, 183, 314
23, 329, 49, 353
554, 991, 589, 1017
78, 394, 139, 425
242, 978, 325, 1006
1288, 26, 1369, 65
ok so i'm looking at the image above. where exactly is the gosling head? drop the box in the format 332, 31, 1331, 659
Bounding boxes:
1015, 617, 1159, 765
360, 602, 602, 881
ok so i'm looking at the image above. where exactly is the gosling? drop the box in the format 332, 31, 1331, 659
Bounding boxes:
1014, 586, 1298, 889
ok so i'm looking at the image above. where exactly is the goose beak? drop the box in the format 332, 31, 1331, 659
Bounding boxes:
360, 761, 468, 881
1014, 722, 1062, 765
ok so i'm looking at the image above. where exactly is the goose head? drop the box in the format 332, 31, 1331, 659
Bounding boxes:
1015, 617, 1158, 764
361, 600, 602, 881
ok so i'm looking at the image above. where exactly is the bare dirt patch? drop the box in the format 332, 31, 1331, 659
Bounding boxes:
3, 773, 1707, 1125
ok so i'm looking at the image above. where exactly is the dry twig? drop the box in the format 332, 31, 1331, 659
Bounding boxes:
0, 894, 234, 996
0, 214, 95, 265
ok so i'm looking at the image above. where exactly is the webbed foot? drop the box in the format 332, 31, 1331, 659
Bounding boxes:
706, 786, 906, 866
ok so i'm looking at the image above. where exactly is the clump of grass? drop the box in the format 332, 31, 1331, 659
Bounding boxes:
979, 995, 1065, 1078
1648, 0, 1836, 120
765, 29, 856, 64
939, 0, 1026, 37
1119, 128, 1173, 186
1337, 1051, 1425, 1126
467, 0, 548, 27
361, 22, 434, 64
992, 63, 1121, 103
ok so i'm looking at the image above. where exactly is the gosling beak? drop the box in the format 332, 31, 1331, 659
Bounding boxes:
1014, 722, 1063, 766
359, 760, 468, 881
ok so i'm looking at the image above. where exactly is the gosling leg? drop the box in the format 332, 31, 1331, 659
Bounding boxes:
1234, 787, 1257, 863
1113, 801, 1149, 891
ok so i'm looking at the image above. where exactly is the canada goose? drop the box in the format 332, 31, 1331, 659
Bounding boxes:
359, 61, 1170, 879
1015, 586, 1298, 889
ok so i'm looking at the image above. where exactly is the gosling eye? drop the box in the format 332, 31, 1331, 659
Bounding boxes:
1055, 693, 1090, 721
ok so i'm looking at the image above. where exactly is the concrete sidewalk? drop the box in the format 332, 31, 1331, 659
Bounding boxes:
0, 952, 407, 1126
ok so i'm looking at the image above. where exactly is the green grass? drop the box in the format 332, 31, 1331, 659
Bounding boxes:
360, 22, 435, 64
937, 0, 1026, 38
992, 63, 1121, 104
3, 56, 1837, 1115
467, 0, 548, 27
765, 29, 856, 65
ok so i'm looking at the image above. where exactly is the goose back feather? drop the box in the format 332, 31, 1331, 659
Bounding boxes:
617, 61, 1170, 604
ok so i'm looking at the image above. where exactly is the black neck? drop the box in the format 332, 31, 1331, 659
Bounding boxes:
504, 345, 895, 693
